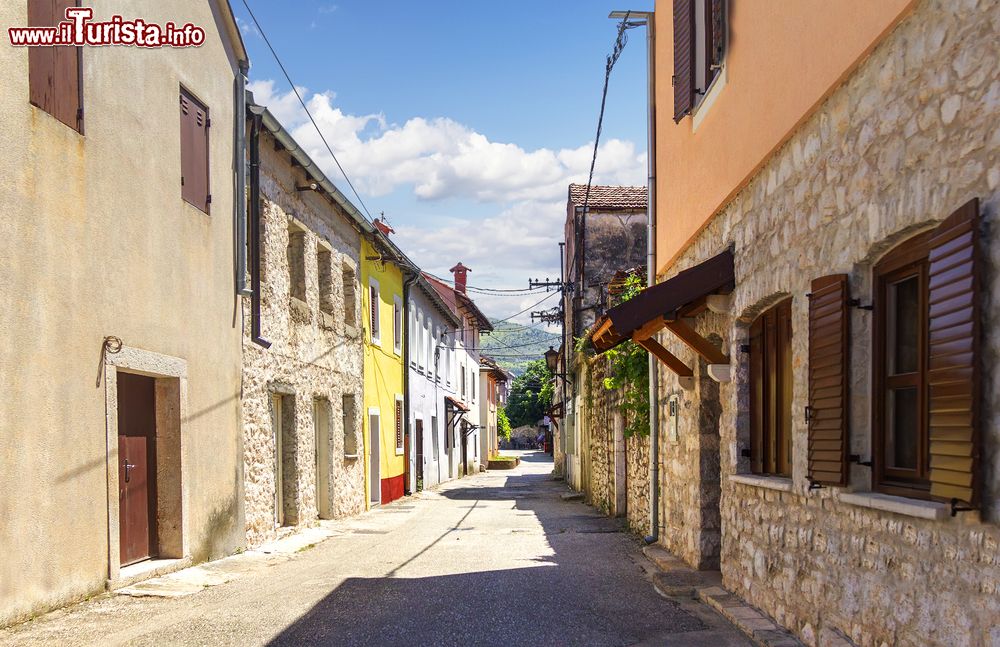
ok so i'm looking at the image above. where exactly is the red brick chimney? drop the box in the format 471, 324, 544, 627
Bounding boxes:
449, 262, 471, 294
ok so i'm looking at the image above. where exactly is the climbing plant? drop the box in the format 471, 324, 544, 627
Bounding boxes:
497, 406, 512, 441
601, 273, 649, 437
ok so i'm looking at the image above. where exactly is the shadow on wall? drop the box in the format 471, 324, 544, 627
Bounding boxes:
191, 492, 241, 565
266, 452, 707, 647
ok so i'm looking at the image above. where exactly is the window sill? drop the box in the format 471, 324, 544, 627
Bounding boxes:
290, 296, 310, 318
343, 453, 359, 460
345, 324, 359, 338
838, 491, 950, 521
728, 474, 793, 493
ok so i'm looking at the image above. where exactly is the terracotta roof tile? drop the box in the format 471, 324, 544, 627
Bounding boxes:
568, 184, 647, 210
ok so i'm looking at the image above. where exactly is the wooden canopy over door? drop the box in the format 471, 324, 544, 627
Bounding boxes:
590, 250, 735, 381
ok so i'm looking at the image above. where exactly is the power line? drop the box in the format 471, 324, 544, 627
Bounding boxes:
567, 12, 636, 283
241, 0, 374, 222
423, 272, 547, 295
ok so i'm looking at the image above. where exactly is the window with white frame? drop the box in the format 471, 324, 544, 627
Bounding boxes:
368, 278, 381, 346
393, 295, 403, 356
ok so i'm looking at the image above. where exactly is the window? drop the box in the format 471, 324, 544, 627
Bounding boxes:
672, 0, 727, 122
393, 295, 403, 355
408, 306, 417, 366
287, 224, 306, 302
874, 232, 931, 496
180, 87, 210, 212
461, 364, 466, 398
28, 0, 82, 132
317, 245, 335, 315
342, 262, 358, 327
431, 415, 439, 461
368, 278, 380, 345
342, 394, 358, 457
749, 298, 793, 477
394, 396, 404, 455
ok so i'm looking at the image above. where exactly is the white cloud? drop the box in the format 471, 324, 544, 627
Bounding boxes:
246, 81, 646, 203
247, 80, 646, 322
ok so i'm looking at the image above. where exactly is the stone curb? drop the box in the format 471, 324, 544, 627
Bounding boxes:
641, 545, 807, 647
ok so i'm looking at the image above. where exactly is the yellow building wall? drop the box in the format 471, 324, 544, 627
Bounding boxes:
361, 238, 406, 507
653, 0, 915, 273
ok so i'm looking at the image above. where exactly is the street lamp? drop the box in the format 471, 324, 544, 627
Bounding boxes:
544, 346, 569, 382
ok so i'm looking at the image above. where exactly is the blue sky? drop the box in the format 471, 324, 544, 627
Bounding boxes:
233, 0, 652, 321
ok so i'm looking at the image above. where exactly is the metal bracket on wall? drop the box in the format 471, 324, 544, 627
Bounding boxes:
848, 298, 874, 311
950, 499, 976, 517
848, 454, 873, 468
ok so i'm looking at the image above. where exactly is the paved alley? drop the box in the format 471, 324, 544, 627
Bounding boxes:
1, 451, 748, 647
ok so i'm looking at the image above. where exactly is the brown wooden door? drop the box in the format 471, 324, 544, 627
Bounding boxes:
415, 419, 424, 491
117, 373, 157, 566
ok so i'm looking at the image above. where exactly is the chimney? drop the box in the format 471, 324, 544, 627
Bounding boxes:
449, 262, 471, 294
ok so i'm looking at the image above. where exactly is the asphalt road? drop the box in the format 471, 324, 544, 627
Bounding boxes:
2, 451, 749, 646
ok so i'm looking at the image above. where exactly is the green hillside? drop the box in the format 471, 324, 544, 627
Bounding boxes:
480, 319, 560, 376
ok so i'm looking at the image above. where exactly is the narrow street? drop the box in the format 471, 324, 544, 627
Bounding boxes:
1, 452, 747, 647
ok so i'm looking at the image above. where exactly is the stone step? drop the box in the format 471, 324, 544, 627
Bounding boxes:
698, 587, 805, 647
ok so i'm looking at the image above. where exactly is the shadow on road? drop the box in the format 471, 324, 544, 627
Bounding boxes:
266, 451, 708, 647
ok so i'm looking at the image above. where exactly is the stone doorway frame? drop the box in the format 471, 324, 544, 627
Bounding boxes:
103, 344, 188, 585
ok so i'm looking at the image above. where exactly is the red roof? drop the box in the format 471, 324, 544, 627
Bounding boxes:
568, 184, 647, 210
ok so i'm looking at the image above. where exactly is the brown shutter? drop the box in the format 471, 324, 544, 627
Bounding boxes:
927, 198, 981, 505
807, 274, 850, 486
28, 0, 81, 132
180, 88, 210, 212
395, 400, 403, 450
672, 0, 695, 122
749, 315, 765, 474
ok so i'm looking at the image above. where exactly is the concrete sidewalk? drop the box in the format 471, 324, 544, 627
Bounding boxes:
2, 451, 750, 646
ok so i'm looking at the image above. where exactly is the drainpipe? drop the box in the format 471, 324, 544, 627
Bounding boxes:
643, 15, 659, 545
402, 268, 419, 495
235, 65, 251, 296
248, 110, 271, 349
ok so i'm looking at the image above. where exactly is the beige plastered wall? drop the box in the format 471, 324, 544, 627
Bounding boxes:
0, 0, 245, 626
653, 0, 916, 274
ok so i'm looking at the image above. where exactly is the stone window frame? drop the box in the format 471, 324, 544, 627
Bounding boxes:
103, 344, 189, 585
316, 239, 336, 318
286, 221, 308, 305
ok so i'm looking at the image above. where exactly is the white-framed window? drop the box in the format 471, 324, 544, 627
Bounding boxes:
408, 305, 417, 366
394, 395, 405, 455
368, 277, 381, 346
393, 294, 403, 356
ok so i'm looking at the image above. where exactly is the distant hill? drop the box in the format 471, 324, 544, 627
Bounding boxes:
481, 319, 560, 376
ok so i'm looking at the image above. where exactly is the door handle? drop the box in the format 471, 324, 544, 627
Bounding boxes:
123, 459, 135, 483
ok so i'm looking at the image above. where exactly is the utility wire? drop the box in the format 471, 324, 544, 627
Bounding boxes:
567, 12, 635, 284
241, 0, 374, 222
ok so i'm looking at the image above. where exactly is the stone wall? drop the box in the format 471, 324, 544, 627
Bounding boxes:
654, 1, 1000, 644
581, 353, 651, 536
242, 139, 366, 547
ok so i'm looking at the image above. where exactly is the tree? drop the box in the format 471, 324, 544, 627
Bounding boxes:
497, 406, 512, 441
505, 359, 553, 427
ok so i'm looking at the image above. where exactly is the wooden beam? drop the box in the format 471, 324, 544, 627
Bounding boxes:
664, 319, 728, 365
634, 336, 693, 378
631, 315, 667, 341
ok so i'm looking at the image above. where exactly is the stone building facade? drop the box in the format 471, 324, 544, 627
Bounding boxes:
579, 354, 650, 536
241, 105, 367, 547
628, 1, 1000, 644
560, 185, 648, 491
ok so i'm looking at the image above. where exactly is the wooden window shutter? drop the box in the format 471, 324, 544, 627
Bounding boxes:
180, 88, 210, 212
927, 198, 981, 505
807, 274, 850, 486
672, 0, 695, 122
29, 0, 82, 132
395, 400, 403, 450
748, 315, 765, 474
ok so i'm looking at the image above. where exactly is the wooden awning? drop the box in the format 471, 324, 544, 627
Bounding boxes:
590, 250, 735, 386
445, 396, 470, 413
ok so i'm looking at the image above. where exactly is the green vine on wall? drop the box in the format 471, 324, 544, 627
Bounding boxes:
600, 274, 650, 437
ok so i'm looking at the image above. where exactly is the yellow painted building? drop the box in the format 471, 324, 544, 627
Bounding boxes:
361, 235, 407, 507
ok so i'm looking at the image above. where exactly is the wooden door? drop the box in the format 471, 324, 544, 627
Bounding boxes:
415, 419, 424, 492
117, 373, 157, 566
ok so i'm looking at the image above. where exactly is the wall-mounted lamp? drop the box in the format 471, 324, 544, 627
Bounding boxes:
296, 182, 319, 192
544, 346, 569, 382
